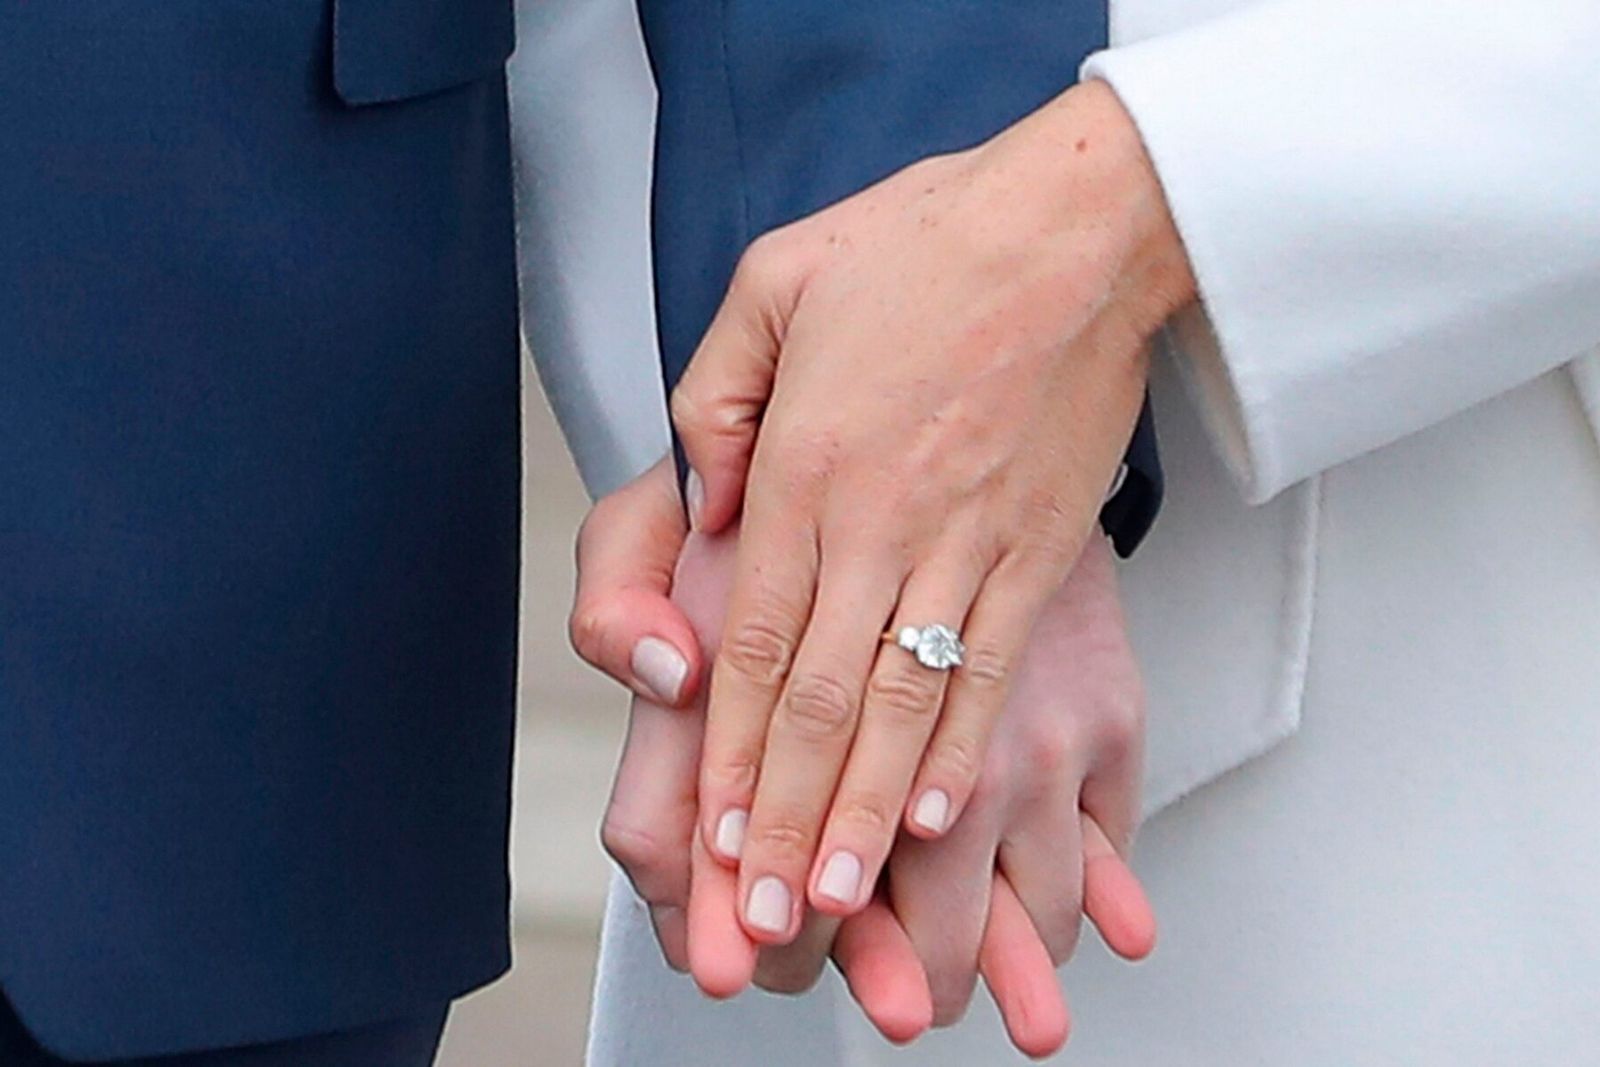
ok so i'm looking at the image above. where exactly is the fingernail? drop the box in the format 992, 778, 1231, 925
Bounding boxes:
685, 469, 705, 530
631, 637, 688, 704
816, 851, 863, 905
746, 876, 791, 934
714, 809, 748, 859
911, 789, 951, 834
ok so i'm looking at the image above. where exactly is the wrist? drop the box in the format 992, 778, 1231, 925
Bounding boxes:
978, 79, 1197, 344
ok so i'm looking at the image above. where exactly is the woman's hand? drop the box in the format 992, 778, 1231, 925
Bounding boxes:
672, 81, 1193, 941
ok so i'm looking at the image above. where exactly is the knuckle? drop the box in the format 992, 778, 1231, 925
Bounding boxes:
760, 427, 840, 491
1097, 688, 1147, 763
720, 616, 800, 687
667, 383, 707, 437
736, 230, 797, 292
935, 531, 999, 583
566, 603, 608, 665
668, 381, 744, 449
1020, 728, 1075, 781
928, 733, 984, 789
779, 672, 859, 741
1027, 484, 1072, 521
705, 752, 760, 798
600, 818, 665, 878
1019, 485, 1079, 536
958, 643, 1011, 692
749, 813, 817, 865
1010, 532, 1076, 578
832, 794, 898, 840
865, 667, 942, 721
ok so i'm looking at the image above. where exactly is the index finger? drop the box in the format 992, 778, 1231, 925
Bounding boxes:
980, 874, 1072, 1059
696, 497, 819, 868
669, 232, 806, 535
686, 816, 759, 999
601, 693, 700, 908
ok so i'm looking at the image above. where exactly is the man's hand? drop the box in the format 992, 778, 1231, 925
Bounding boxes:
875, 532, 1156, 1039
669, 81, 1195, 945
568, 456, 704, 711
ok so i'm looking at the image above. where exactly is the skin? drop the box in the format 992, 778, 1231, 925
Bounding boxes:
666, 80, 1197, 945
571, 458, 1157, 1056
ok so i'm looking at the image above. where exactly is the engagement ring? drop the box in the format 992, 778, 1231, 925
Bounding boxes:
882, 623, 966, 671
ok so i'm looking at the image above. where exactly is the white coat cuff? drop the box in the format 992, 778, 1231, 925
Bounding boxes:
1083, 2, 1600, 504
1082, 13, 1318, 505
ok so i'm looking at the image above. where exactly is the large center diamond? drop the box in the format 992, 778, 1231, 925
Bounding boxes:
897, 623, 965, 670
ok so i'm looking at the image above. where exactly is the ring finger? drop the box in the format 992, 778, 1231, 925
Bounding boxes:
886, 786, 1003, 1025
997, 785, 1085, 965
906, 552, 1054, 841
732, 554, 903, 942
807, 547, 988, 914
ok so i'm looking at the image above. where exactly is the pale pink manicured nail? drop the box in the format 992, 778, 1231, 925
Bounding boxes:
746, 876, 791, 934
816, 851, 862, 905
911, 789, 951, 834
685, 470, 705, 530
631, 637, 688, 704
714, 809, 747, 859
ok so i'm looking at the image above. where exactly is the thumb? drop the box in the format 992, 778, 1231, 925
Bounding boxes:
570, 456, 703, 707
669, 233, 804, 534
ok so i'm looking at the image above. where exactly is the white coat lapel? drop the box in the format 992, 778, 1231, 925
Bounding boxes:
1570, 353, 1600, 449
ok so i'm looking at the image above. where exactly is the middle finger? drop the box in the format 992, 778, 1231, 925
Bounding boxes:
997, 785, 1086, 966
886, 787, 1005, 1025
734, 551, 902, 942
696, 499, 819, 871
752, 912, 840, 995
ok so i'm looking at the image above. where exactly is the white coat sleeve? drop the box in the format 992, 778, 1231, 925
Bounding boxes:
1083, 0, 1600, 503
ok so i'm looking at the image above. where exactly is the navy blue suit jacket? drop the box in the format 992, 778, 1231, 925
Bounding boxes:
0, 1, 519, 1058
641, 0, 1162, 554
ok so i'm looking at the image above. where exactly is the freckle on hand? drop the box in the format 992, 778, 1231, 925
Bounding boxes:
1074, 138, 1089, 153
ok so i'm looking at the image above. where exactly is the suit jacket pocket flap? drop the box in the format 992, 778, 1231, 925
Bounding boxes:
333, 0, 514, 106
